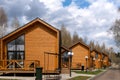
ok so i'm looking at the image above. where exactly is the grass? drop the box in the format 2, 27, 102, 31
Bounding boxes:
68, 76, 90, 80
73, 70, 103, 75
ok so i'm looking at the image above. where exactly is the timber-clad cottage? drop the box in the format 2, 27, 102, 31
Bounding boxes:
90, 49, 102, 69
69, 41, 90, 70
0, 18, 61, 74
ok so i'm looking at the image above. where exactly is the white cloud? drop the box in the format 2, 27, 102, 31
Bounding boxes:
39, 0, 64, 12
94, 32, 108, 38
32, 0, 120, 51
93, 31, 113, 40
0, 0, 120, 51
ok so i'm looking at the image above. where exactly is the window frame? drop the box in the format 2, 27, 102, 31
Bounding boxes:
7, 34, 25, 60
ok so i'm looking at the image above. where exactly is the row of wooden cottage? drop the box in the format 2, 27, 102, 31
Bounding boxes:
0, 18, 110, 74
61, 42, 110, 71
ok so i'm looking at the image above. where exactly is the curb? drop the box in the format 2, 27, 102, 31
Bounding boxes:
87, 69, 109, 80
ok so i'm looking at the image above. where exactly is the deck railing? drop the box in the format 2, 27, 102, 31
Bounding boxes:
0, 60, 40, 71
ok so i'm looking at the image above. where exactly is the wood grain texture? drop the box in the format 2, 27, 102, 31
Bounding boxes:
0, 18, 60, 73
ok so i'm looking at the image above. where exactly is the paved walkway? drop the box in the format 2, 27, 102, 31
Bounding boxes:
61, 72, 95, 80
92, 69, 120, 80
0, 76, 35, 80
0, 72, 95, 80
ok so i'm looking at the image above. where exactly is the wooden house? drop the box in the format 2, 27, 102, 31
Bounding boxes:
69, 42, 90, 70
0, 18, 61, 74
102, 53, 109, 67
90, 50, 102, 69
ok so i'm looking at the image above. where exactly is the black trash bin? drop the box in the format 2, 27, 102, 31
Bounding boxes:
36, 67, 43, 80
81, 66, 84, 71
103, 65, 106, 69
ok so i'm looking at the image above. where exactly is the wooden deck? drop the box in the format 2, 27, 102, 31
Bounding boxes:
0, 60, 40, 73
0, 70, 35, 74
0, 60, 60, 74
0, 70, 60, 75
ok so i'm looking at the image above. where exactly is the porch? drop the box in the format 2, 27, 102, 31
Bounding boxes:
0, 60, 40, 73
0, 60, 60, 74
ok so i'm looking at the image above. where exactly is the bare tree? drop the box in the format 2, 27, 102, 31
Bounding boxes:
79, 37, 83, 42
109, 11, 120, 64
0, 7, 8, 37
61, 24, 72, 47
11, 17, 20, 31
72, 31, 79, 44
83, 36, 88, 44
89, 40, 95, 51
110, 19, 120, 50
101, 43, 106, 53
95, 42, 101, 52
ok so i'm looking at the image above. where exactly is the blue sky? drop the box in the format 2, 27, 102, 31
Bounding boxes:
63, 0, 90, 8
63, 0, 72, 7
0, 0, 120, 52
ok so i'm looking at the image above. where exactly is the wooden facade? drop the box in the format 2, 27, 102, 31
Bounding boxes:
90, 50, 102, 69
102, 53, 109, 67
0, 18, 61, 73
69, 42, 90, 70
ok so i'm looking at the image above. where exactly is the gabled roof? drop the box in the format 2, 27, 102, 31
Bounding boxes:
61, 46, 70, 54
69, 41, 89, 49
1, 18, 60, 40
102, 52, 108, 56
91, 49, 101, 55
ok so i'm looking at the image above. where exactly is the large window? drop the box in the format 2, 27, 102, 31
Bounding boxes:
95, 53, 98, 59
7, 35, 25, 60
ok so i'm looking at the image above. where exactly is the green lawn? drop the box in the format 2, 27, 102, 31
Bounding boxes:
73, 70, 103, 75
68, 76, 90, 80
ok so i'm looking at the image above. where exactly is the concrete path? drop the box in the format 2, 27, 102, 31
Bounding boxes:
61, 72, 95, 80
0, 72, 95, 80
91, 69, 120, 80
0, 76, 35, 80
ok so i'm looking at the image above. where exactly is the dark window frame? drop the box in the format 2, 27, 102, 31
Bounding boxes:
7, 34, 25, 60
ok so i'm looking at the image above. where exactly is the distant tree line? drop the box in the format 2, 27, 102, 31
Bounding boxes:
61, 24, 112, 53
